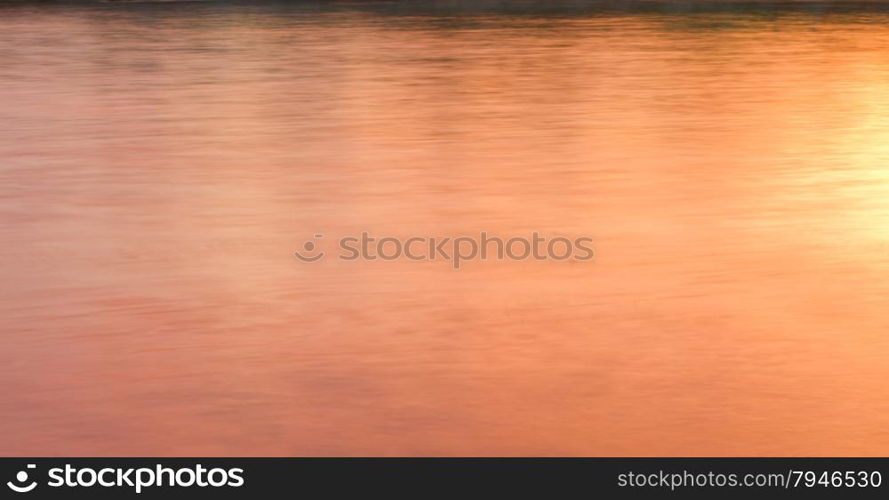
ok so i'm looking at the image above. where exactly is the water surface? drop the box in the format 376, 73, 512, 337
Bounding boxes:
2, 0, 889, 455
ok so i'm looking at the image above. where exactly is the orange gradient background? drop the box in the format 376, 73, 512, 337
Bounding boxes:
1, 1, 889, 456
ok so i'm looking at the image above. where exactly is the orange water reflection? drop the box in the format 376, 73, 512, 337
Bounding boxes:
1, 2, 889, 456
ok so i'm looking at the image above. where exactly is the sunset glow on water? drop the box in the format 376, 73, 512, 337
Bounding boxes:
2, 1, 889, 456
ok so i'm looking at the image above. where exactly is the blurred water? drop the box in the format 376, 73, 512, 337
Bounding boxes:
2, 0, 889, 456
